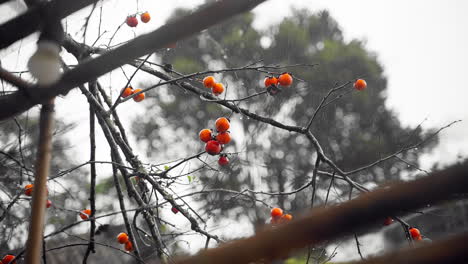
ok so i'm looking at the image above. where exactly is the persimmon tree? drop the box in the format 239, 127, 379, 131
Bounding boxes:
0, 0, 460, 264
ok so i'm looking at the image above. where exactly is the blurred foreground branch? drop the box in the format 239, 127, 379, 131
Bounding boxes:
174, 161, 468, 264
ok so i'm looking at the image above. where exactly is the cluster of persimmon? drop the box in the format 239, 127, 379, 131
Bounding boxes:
23, 184, 52, 208
202, 76, 225, 96
269, 207, 293, 225
126, 11, 151, 27
199, 117, 231, 166
264, 72, 293, 95
121, 86, 145, 102
116, 232, 134, 251
1, 255, 16, 264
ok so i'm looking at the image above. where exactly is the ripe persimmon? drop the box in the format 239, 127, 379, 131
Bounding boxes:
80, 209, 92, 220
126, 16, 138, 27
216, 131, 231, 144
409, 227, 421, 239
199, 129, 213, 142
133, 89, 145, 102
140, 12, 151, 23
1, 255, 16, 264
121, 87, 134, 98
271, 207, 283, 218
203, 76, 216, 88
215, 117, 230, 132
264, 76, 278, 87
278, 73, 293, 86
24, 184, 34, 196
218, 155, 229, 166
117, 232, 129, 244
383, 217, 393, 226
124, 241, 133, 251
270, 217, 279, 225
212, 83, 225, 96
165, 43, 177, 49
282, 214, 293, 221
354, 79, 367, 91
205, 140, 222, 155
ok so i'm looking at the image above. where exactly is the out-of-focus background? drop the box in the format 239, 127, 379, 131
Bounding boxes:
1, 0, 467, 263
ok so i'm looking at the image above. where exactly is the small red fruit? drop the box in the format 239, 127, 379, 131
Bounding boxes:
278, 73, 293, 87
24, 184, 34, 196
199, 129, 213, 142
409, 227, 421, 239
2, 255, 16, 264
383, 217, 394, 226
264, 76, 278, 87
218, 155, 229, 166
126, 16, 138, 27
414, 235, 423, 241
171, 206, 179, 214
165, 42, 177, 49
281, 214, 293, 222
124, 241, 133, 251
46, 200, 52, 208
121, 87, 134, 98
133, 89, 145, 102
203, 76, 216, 88
354, 79, 367, 91
271, 207, 283, 218
270, 217, 279, 225
80, 209, 92, 220
117, 232, 129, 244
215, 117, 230, 132
216, 131, 231, 144
205, 140, 222, 155
140, 12, 151, 23
212, 83, 225, 96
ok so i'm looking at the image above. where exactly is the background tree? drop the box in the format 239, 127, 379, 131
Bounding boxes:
132, 8, 437, 226
0, 115, 87, 250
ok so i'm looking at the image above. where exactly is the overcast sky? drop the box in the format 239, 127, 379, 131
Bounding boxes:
2, 0, 466, 168
155, 0, 468, 168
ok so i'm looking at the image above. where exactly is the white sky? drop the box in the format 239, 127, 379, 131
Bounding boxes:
2, 0, 466, 169
65, 0, 468, 168
1, 0, 468, 260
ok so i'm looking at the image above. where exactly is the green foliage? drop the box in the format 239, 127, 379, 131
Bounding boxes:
172, 56, 204, 73
95, 176, 114, 194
